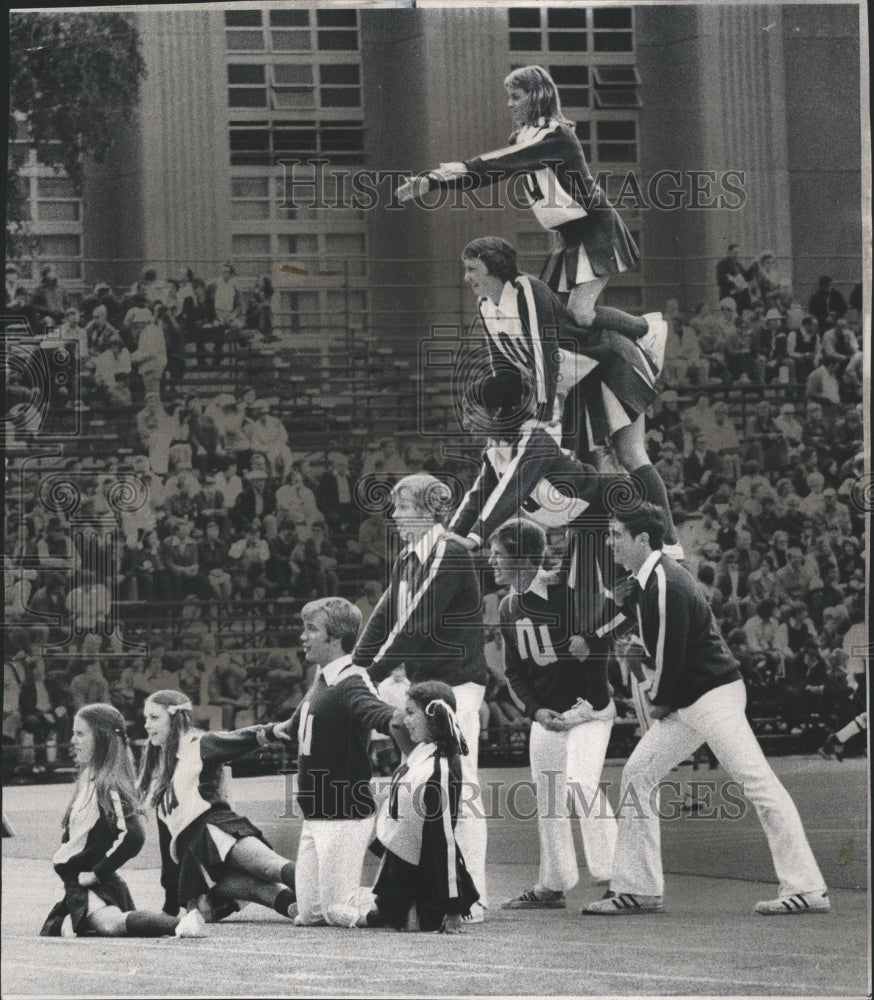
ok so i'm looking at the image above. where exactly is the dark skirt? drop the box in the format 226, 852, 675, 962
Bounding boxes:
564, 329, 659, 448
372, 848, 480, 932
175, 807, 269, 906
541, 206, 640, 288
41, 873, 136, 937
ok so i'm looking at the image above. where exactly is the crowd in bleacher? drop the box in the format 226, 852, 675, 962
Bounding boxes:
3, 255, 867, 774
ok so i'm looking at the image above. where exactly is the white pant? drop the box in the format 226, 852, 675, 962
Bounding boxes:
452, 681, 488, 906
610, 679, 827, 897
295, 815, 375, 925
530, 715, 617, 889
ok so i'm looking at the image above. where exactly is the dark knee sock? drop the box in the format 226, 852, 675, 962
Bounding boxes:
631, 464, 678, 543
591, 306, 648, 339
280, 861, 296, 893
273, 888, 297, 918
124, 910, 179, 937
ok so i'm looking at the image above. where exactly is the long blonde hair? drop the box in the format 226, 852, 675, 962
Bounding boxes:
503, 65, 574, 129
64, 703, 140, 827
138, 689, 194, 809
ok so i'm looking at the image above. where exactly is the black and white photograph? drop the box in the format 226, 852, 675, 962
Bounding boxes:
2, 1, 870, 996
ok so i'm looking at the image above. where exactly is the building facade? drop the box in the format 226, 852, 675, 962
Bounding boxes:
12, 4, 864, 357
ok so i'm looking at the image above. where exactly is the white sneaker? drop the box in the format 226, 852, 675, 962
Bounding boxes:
325, 904, 361, 928
755, 890, 830, 915
662, 542, 685, 561
174, 908, 207, 938
638, 313, 668, 372
560, 697, 616, 726
464, 902, 486, 924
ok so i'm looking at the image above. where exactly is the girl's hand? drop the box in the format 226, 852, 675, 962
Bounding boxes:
436, 162, 467, 178
441, 913, 464, 934
439, 531, 477, 551
568, 635, 590, 660
78, 871, 98, 887
397, 176, 430, 203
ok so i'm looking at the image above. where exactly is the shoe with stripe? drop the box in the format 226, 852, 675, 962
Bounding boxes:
502, 888, 566, 909
754, 890, 830, 915
581, 890, 663, 915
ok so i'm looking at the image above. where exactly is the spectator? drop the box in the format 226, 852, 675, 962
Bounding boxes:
85, 305, 119, 356
266, 522, 303, 595
65, 571, 111, 634
208, 656, 254, 729
228, 518, 270, 596
773, 401, 803, 451
93, 333, 133, 415
820, 317, 859, 368
715, 243, 752, 309
317, 452, 357, 537
747, 251, 783, 306
18, 657, 66, 765
248, 400, 292, 478
786, 315, 820, 383
275, 463, 321, 529
198, 520, 232, 600
746, 551, 779, 603
354, 580, 384, 625
231, 468, 277, 532
80, 281, 124, 328
55, 307, 90, 359
724, 312, 754, 381
807, 275, 846, 331
120, 529, 162, 602
70, 657, 112, 712
128, 306, 167, 400
805, 355, 842, 409
774, 547, 821, 605
31, 264, 69, 328
160, 518, 200, 601
245, 275, 275, 341
651, 441, 684, 510
205, 261, 244, 366
744, 401, 787, 475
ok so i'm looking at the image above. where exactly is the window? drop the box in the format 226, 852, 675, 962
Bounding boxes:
229, 120, 365, 166
508, 7, 634, 56
228, 63, 267, 107
593, 8, 633, 52
550, 64, 589, 108
508, 8, 587, 52
226, 8, 359, 54
36, 177, 80, 221
230, 176, 271, 219
592, 65, 641, 108
596, 120, 637, 162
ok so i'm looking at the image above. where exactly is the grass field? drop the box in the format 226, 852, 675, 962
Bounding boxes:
2, 756, 869, 997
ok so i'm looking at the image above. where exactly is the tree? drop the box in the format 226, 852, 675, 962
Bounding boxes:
7, 12, 146, 259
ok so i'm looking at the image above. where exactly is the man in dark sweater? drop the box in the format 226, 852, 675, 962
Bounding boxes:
582, 503, 829, 917
289, 597, 398, 927
492, 519, 617, 911
353, 473, 489, 914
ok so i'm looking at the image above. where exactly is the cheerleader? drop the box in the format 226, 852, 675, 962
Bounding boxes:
139, 689, 297, 934
398, 65, 659, 344
361, 682, 480, 933
456, 236, 682, 554
41, 703, 180, 938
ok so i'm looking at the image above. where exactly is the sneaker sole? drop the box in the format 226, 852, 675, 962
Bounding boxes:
755, 906, 831, 916
501, 901, 567, 910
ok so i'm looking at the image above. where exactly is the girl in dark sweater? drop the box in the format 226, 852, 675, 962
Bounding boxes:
364, 681, 480, 933
139, 688, 297, 934
41, 703, 180, 938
